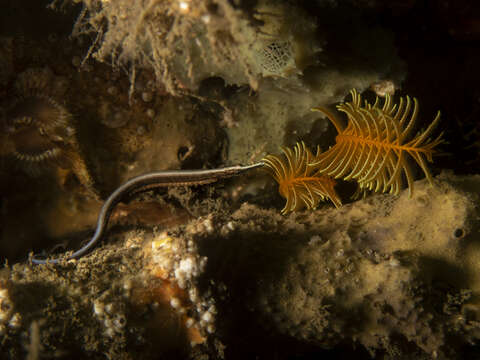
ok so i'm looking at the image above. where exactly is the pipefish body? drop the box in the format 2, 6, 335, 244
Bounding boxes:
31, 162, 264, 265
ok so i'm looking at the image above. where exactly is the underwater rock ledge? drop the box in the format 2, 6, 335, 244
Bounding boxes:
1, 171, 480, 359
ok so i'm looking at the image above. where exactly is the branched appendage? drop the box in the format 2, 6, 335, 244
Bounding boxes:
31, 163, 264, 265
263, 142, 342, 214
311, 89, 443, 197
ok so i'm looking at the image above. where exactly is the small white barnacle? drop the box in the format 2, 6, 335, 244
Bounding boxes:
113, 315, 126, 329
93, 300, 105, 317
8, 313, 21, 329
170, 297, 181, 309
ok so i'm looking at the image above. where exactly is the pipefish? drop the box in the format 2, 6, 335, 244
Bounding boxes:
31, 163, 264, 265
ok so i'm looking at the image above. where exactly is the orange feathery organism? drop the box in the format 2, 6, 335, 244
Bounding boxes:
263, 142, 342, 214
311, 89, 443, 197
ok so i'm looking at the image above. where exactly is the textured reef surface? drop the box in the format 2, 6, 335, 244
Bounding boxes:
1, 0, 480, 359
2, 173, 480, 359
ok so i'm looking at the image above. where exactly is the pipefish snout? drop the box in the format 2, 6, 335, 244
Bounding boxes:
31, 163, 264, 265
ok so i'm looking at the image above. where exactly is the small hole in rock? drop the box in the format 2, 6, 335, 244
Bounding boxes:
177, 146, 190, 161
454, 228, 465, 239
207, 3, 218, 14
